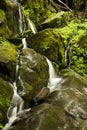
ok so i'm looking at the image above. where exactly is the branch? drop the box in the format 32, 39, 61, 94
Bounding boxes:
50, 0, 60, 11
57, 0, 72, 12
50, 0, 71, 12
56, 3, 71, 10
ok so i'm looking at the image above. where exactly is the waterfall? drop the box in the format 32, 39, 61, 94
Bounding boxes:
4, 83, 24, 130
18, 4, 23, 33
18, 4, 28, 49
46, 58, 57, 79
22, 38, 28, 49
18, 4, 36, 49
46, 58, 62, 93
65, 43, 71, 69
4, 51, 24, 130
4, 1, 36, 130
28, 19, 36, 34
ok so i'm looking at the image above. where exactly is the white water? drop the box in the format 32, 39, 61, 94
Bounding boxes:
18, 4, 23, 33
46, 58, 57, 79
46, 58, 62, 93
28, 19, 36, 34
4, 1, 36, 130
4, 51, 24, 130
65, 43, 71, 69
22, 38, 27, 49
18, 4, 36, 49
65, 49, 67, 65
4, 82, 24, 130
18, 4, 28, 49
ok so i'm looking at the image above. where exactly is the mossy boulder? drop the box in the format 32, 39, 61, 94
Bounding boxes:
0, 77, 13, 128
17, 48, 49, 107
27, 28, 65, 70
0, 0, 29, 37
0, 37, 17, 81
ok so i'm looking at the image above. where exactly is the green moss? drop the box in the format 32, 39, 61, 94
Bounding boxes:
0, 10, 12, 38
0, 9, 6, 20
71, 43, 87, 77
0, 37, 17, 62
57, 19, 87, 76
59, 20, 87, 46
25, 82, 33, 92
0, 25, 12, 38
22, 0, 56, 26
28, 28, 65, 71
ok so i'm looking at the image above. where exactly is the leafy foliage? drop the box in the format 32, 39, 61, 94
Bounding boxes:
58, 19, 87, 77
71, 44, 87, 76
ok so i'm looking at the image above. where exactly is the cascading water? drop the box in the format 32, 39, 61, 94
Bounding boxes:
22, 38, 27, 49
4, 1, 37, 129
18, 4, 28, 49
3, 52, 24, 130
28, 19, 36, 34
18, 3, 36, 49
65, 43, 71, 69
46, 58, 62, 93
46, 58, 57, 79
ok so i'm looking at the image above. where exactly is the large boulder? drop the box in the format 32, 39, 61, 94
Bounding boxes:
16, 48, 49, 107
7, 69, 87, 130
27, 28, 65, 70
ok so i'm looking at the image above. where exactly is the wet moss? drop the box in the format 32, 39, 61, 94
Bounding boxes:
28, 28, 65, 67
0, 9, 12, 38
0, 37, 17, 81
0, 9, 5, 20
0, 37, 17, 62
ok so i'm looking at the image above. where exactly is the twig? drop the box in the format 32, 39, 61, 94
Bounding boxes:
56, 3, 71, 10
50, 0, 72, 12
57, 0, 72, 12
50, 0, 60, 11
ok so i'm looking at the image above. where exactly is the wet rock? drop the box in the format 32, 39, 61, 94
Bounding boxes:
33, 87, 50, 105
17, 48, 49, 108
7, 69, 87, 130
